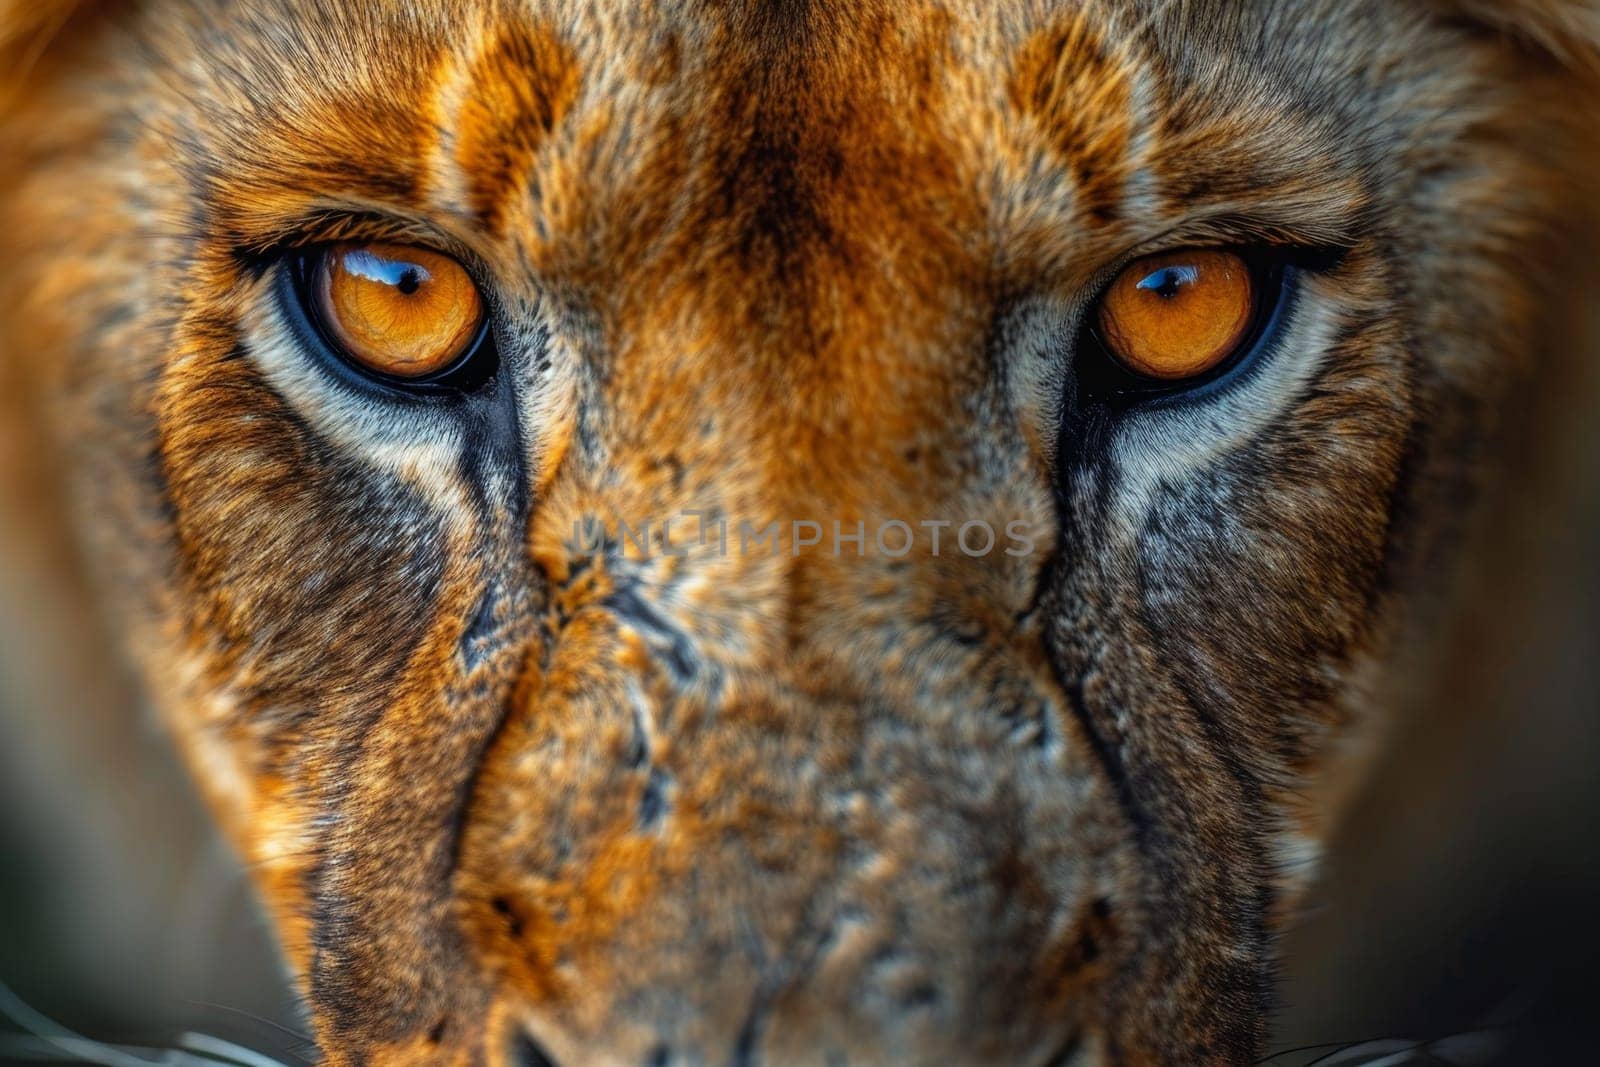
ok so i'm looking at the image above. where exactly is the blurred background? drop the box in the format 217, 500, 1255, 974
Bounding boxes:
0, 463, 309, 1062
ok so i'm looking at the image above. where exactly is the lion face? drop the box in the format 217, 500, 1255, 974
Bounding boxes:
1, 1, 1589, 1063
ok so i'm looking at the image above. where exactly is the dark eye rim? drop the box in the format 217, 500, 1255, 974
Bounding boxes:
1074, 246, 1296, 410
282, 245, 500, 398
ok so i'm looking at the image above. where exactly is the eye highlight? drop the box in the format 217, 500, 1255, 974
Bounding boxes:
310, 242, 485, 381
1095, 249, 1256, 381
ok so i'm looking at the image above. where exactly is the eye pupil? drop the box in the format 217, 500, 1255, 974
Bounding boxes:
396, 268, 423, 296
1137, 265, 1198, 299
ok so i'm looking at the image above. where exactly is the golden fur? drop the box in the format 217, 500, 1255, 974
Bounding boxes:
2, 1, 1597, 1063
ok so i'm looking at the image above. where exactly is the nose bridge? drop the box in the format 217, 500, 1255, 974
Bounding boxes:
513, 114, 1070, 735
532, 245, 952, 637
465, 42, 1090, 1056
524, 309, 1058, 729
471, 330, 1087, 1063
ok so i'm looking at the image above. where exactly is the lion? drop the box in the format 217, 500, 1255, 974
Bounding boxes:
1, 1, 1596, 1064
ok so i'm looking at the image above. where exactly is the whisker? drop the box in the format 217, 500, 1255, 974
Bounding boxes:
178, 1001, 312, 1047
1257, 1039, 1359, 1064
180, 1032, 298, 1067
0, 1034, 271, 1066
0, 981, 298, 1067
0, 980, 168, 1067
1302, 1039, 1424, 1066
0, 1035, 226, 1065
1260, 1027, 1508, 1065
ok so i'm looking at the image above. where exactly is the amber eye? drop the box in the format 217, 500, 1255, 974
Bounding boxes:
1095, 249, 1257, 381
311, 242, 484, 380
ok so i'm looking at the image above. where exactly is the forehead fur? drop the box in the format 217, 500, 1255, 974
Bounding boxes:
19, 0, 1467, 312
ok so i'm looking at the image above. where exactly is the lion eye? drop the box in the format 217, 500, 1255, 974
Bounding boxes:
1095, 249, 1257, 381
311, 242, 484, 380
